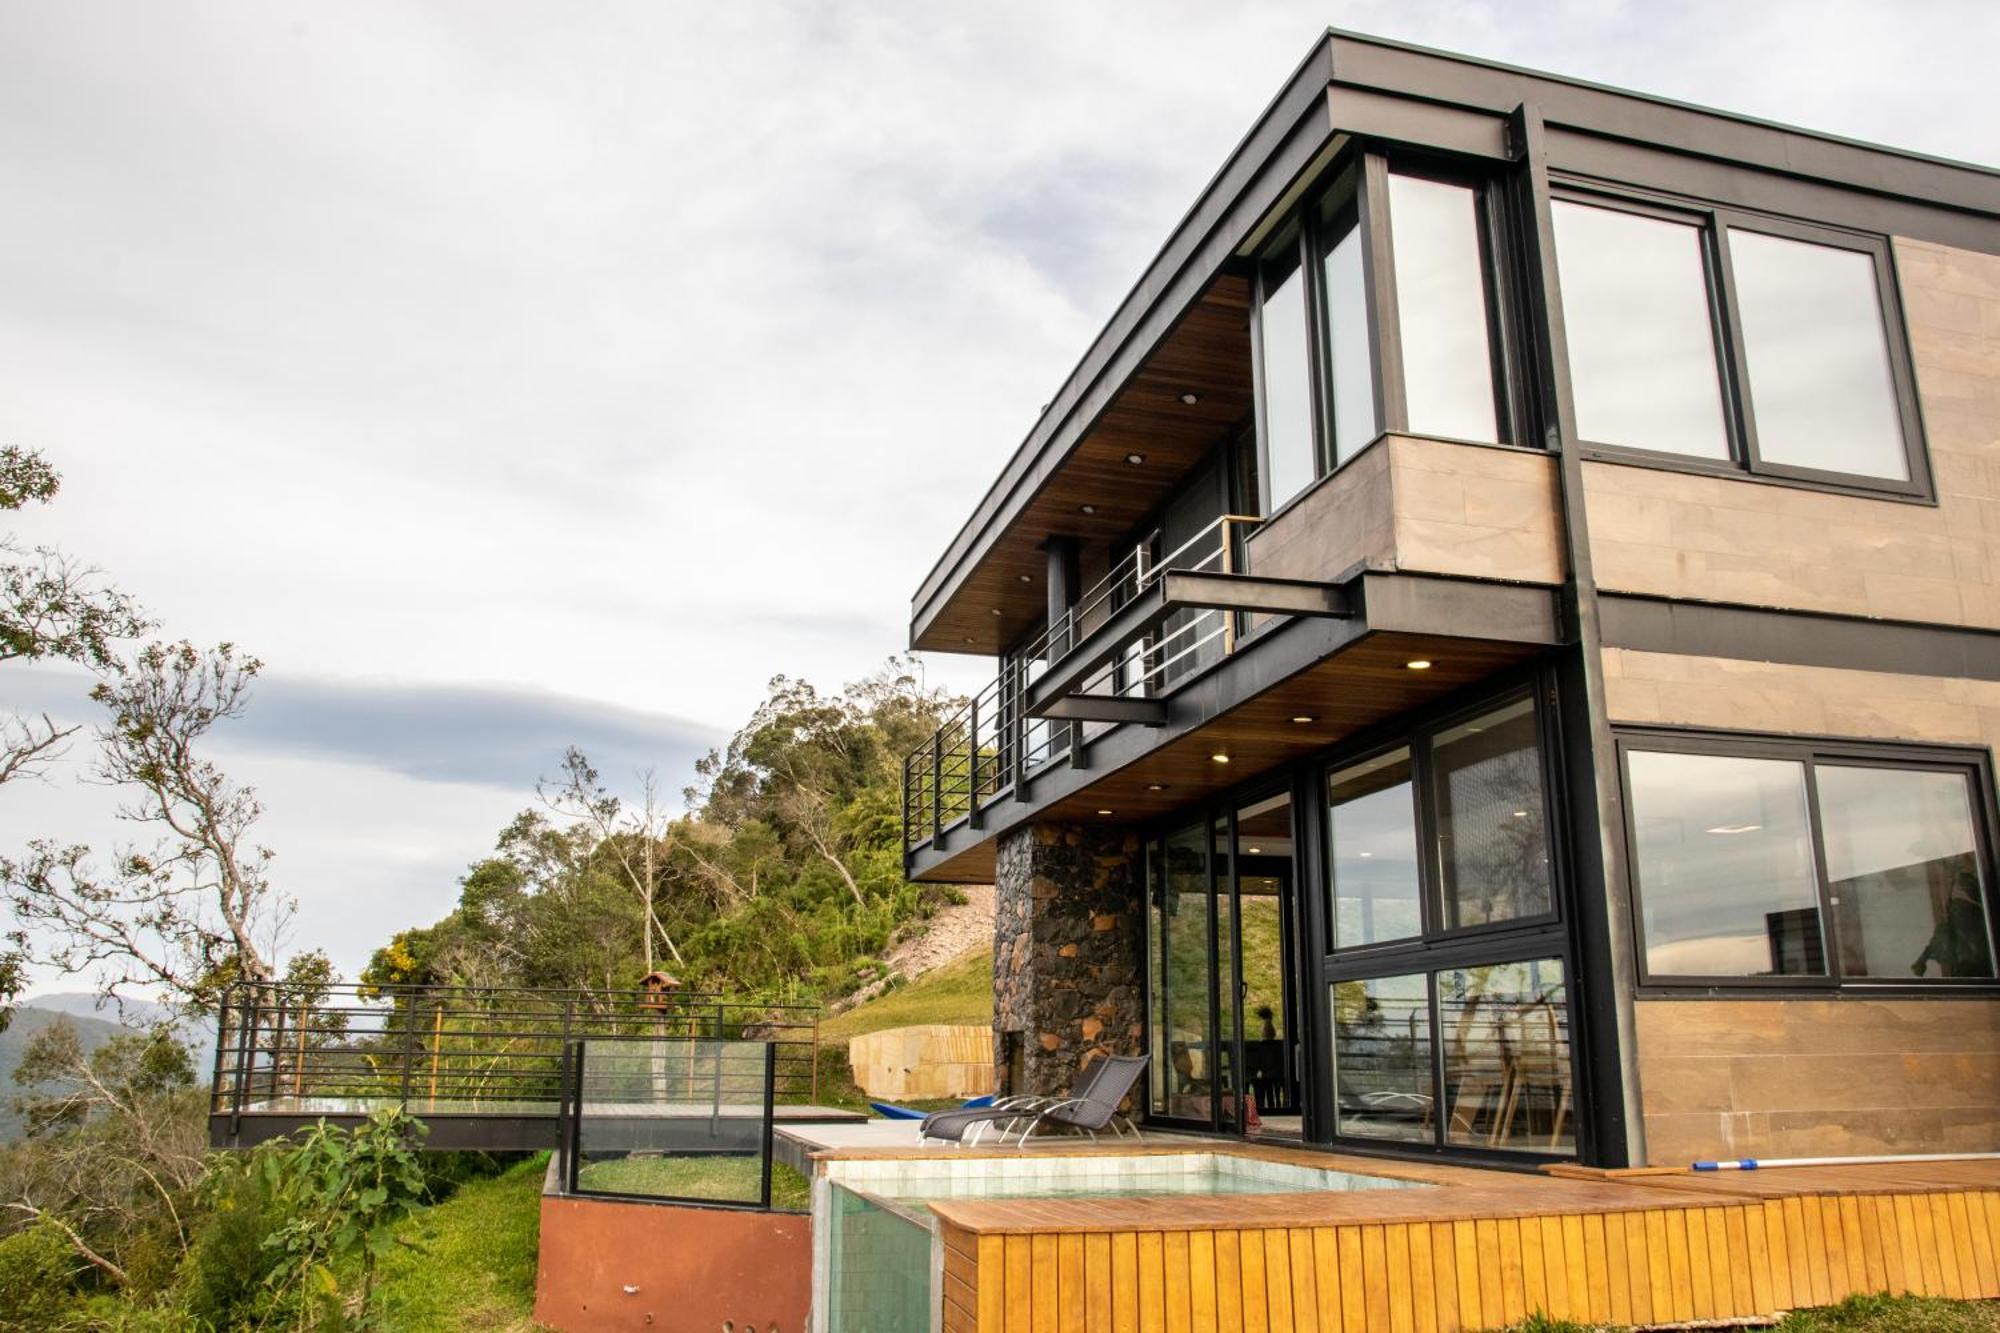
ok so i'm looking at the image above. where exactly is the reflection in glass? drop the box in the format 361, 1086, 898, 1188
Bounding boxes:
1259, 256, 1317, 510
1729, 229, 1908, 481
1440, 959, 1573, 1155
1328, 748, 1422, 948
1628, 750, 1825, 976
1145, 841, 1168, 1117
1431, 697, 1552, 930
1235, 791, 1296, 1130
1553, 201, 1730, 459
1333, 973, 1432, 1142
1213, 813, 1238, 1129
1162, 822, 1214, 1121
1389, 174, 1498, 444
1323, 220, 1377, 466
1817, 765, 1996, 979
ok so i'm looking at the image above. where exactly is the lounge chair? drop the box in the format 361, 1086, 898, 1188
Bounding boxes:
920, 1054, 1148, 1146
869, 1095, 994, 1121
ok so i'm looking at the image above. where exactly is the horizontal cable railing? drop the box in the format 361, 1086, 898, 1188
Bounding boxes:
209, 982, 821, 1124
904, 513, 1262, 851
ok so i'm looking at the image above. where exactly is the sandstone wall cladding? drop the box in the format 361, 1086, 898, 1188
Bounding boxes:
992, 822, 1145, 1102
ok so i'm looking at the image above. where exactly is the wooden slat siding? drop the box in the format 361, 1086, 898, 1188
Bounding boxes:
1601, 1211, 1631, 1326
1970, 1192, 1999, 1293
1216, 1230, 1244, 1333
1451, 1220, 1480, 1331
1380, 1224, 1409, 1333
1743, 1201, 1775, 1314
1337, 1227, 1367, 1333
1264, 1228, 1297, 1333
1405, 1222, 1435, 1333
1309, 1229, 1341, 1333
1937, 1194, 1970, 1298
1704, 1206, 1735, 1315
1033, 1233, 1060, 1332
1723, 1206, 1753, 1316
1286, 1229, 1319, 1333
1907, 1192, 1943, 1295
1818, 1198, 1851, 1302
1837, 1196, 1868, 1298
1427, 1221, 1460, 1333
1164, 1232, 1192, 1333
980, 1233, 1008, 1333
1059, 1233, 1087, 1333
1947, 1194, 1980, 1299
1988, 1194, 2000, 1294
1138, 1232, 1166, 1333
1537, 1214, 1568, 1321
1113, 1232, 1140, 1333
1190, 1231, 1220, 1333
1517, 1212, 1546, 1319
1874, 1195, 1908, 1297
1361, 1225, 1392, 1332
1240, 1229, 1270, 1333
1007, 1234, 1035, 1333
1086, 1232, 1115, 1333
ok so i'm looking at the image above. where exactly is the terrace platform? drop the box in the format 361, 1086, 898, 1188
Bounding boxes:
805, 1136, 2000, 1331
212, 1097, 866, 1151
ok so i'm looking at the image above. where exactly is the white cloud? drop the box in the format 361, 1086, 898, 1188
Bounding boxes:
2, 0, 1993, 986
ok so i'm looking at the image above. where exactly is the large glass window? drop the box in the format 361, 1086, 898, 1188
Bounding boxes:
1430, 698, 1553, 930
1729, 229, 1908, 482
1627, 750, 1824, 978
1626, 739, 1997, 984
1327, 748, 1421, 949
1332, 973, 1431, 1143
1322, 212, 1377, 465
1553, 193, 1922, 492
1552, 200, 1731, 460
1817, 765, 1996, 980
1389, 173, 1499, 444
1256, 252, 1317, 511
1440, 959, 1572, 1154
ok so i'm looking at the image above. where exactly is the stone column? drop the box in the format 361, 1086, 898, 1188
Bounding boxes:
992, 822, 1145, 1101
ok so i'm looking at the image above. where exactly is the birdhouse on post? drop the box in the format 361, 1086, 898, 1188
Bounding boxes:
638, 970, 682, 1011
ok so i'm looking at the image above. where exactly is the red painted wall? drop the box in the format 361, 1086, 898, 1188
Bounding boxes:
534, 1193, 812, 1332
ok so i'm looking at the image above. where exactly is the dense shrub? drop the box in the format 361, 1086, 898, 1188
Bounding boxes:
0, 1220, 82, 1330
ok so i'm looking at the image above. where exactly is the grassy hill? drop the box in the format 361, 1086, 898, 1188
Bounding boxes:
371, 1154, 548, 1332
815, 946, 993, 1112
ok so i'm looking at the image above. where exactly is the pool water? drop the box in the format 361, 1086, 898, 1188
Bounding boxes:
815, 1153, 1429, 1332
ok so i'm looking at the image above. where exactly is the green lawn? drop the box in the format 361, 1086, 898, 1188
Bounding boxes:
818, 947, 994, 1042
1497, 1294, 2000, 1331
372, 1154, 548, 1333
573, 1153, 812, 1211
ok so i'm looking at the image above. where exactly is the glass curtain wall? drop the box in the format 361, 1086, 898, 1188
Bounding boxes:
1323, 686, 1578, 1158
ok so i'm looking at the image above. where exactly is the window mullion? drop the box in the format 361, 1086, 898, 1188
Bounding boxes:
1707, 214, 1763, 475
1798, 757, 1844, 984
1413, 720, 1442, 940
1359, 152, 1408, 437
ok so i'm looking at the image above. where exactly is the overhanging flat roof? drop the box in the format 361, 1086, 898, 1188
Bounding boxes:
908, 28, 2000, 655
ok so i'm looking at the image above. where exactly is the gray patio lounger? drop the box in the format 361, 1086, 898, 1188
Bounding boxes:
919, 1054, 1148, 1146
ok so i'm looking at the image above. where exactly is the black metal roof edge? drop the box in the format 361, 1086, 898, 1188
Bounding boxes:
908, 27, 2000, 644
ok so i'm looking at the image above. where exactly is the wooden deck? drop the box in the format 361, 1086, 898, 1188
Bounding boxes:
894, 1143, 2000, 1331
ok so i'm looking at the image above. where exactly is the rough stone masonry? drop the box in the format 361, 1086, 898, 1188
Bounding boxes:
992, 821, 1145, 1102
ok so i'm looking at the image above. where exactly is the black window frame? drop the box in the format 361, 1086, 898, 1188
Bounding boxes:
1247, 151, 1527, 528
1552, 180, 1934, 503
1321, 682, 1565, 963
1617, 728, 2000, 995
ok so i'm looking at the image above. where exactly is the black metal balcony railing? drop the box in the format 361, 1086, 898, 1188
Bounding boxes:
904, 513, 1263, 851
209, 982, 821, 1128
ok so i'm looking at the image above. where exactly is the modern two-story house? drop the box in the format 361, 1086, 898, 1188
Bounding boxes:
901, 31, 2000, 1172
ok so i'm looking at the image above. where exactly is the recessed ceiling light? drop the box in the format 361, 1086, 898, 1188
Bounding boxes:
1405, 659, 1433, 671
1080, 504, 1097, 515
963, 636, 976, 644
1291, 715, 1314, 724
1147, 783, 1168, 791
1512, 810, 1529, 819
1017, 574, 1032, 583
1211, 753, 1230, 764
1706, 823, 1763, 836
1096, 808, 1114, 816
1179, 392, 1200, 405
990, 608, 1003, 616
1359, 851, 1374, 858
1125, 453, 1146, 465
1248, 846, 1263, 855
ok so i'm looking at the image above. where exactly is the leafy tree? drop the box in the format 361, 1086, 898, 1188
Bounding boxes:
1, 445, 150, 787
1, 641, 289, 1005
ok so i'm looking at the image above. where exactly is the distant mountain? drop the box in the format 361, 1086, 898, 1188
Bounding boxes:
0, 996, 222, 1142
0, 1005, 128, 1141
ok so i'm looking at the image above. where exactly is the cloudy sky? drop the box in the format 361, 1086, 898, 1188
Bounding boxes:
3, 0, 1994, 992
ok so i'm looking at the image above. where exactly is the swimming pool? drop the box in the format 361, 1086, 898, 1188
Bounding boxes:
812, 1153, 1430, 1333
